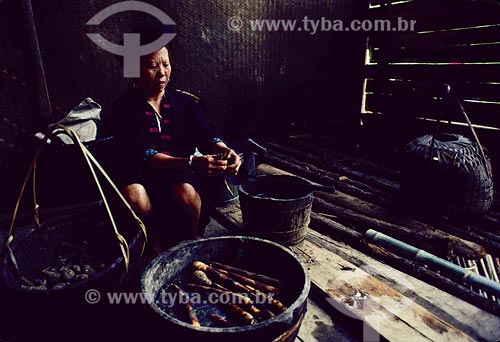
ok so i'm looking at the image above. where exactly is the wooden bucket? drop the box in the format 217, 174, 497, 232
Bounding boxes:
238, 175, 313, 246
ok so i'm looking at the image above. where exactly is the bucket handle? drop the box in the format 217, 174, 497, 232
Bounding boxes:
4, 125, 147, 276
272, 311, 306, 342
427, 84, 492, 177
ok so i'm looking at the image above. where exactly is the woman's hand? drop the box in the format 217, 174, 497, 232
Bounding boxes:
192, 155, 228, 177
224, 149, 241, 176
210, 143, 242, 176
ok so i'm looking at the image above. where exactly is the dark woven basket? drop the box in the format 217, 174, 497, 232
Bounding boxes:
400, 133, 493, 216
1, 126, 147, 304
1, 203, 144, 298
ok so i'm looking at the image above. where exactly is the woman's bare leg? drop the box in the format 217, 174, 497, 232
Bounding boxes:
122, 183, 165, 256
121, 183, 152, 218
172, 182, 203, 239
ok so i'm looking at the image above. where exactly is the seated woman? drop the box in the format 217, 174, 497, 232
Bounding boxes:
110, 28, 241, 246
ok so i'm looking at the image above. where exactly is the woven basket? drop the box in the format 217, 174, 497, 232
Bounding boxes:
400, 84, 493, 217
1, 126, 147, 299
400, 133, 493, 216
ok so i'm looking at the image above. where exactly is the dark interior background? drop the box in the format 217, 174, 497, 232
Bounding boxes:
0, 0, 367, 213
10, 0, 366, 136
2, 0, 499, 218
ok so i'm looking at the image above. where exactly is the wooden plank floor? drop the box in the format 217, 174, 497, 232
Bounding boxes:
209, 202, 500, 341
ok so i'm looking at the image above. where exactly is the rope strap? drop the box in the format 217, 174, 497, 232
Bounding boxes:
5, 125, 147, 276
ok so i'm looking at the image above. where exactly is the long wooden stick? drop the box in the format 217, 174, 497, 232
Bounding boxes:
265, 141, 399, 194
208, 314, 231, 327
212, 266, 279, 294
264, 148, 389, 198
222, 302, 255, 325
261, 153, 389, 207
315, 188, 500, 257
485, 255, 500, 304
211, 261, 283, 288
480, 258, 495, 301
245, 285, 287, 314
20, 0, 52, 120
486, 255, 500, 283
192, 261, 249, 293
313, 196, 485, 260
172, 284, 200, 326
270, 137, 400, 181
428, 220, 500, 257
192, 270, 228, 291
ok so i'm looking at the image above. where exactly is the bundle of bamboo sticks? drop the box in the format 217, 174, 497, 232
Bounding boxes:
454, 254, 500, 304
167, 260, 286, 328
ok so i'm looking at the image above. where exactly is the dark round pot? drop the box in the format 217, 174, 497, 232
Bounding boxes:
141, 236, 310, 342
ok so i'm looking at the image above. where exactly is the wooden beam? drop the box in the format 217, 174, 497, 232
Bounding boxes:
313, 196, 485, 259
272, 137, 401, 181
20, 0, 52, 121
261, 151, 393, 207
264, 141, 399, 194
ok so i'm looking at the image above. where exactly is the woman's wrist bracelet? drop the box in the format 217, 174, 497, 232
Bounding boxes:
188, 154, 194, 173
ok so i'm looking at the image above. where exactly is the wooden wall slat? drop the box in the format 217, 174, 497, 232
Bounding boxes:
366, 79, 500, 103
365, 94, 500, 128
365, 64, 500, 82
369, 0, 384, 7
369, 25, 500, 48
369, 1, 500, 31
371, 44, 500, 64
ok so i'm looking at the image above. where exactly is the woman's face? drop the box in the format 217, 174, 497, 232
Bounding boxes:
138, 47, 171, 96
